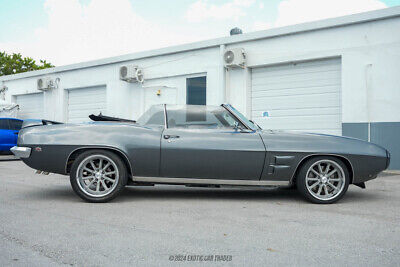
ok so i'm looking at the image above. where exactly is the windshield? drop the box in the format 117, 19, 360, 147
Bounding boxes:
166, 105, 245, 129
136, 104, 260, 130
224, 104, 259, 130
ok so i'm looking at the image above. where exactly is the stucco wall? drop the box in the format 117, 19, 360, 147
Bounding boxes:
3, 17, 400, 123
3, 47, 222, 121
1, 11, 400, 168
226, 16, 400, 124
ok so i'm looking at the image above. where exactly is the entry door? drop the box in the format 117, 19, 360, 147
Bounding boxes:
160, 128, 265, 180
187, 76, 206, 105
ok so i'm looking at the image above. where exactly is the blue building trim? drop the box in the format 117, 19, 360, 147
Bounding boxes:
342, 122, 400, 170
342, 123, 369, 141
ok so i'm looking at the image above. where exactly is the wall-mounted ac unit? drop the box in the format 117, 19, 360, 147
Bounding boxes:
223, 48, 246, 68
37, 77, 56, 91
119, 65, 144, 83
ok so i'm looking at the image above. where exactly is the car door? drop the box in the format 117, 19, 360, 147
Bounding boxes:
0, 119, 13, 151
8, 119, 22, 145
160, 105, 266, 180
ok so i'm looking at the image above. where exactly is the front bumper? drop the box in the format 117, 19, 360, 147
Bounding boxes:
386, 149, 391, 169
11, 146, 31, 158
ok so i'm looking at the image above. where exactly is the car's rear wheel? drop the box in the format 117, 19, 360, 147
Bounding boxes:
296, 156, 349, 204
70, 150, 128, 202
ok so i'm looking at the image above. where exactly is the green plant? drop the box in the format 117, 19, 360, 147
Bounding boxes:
0, 51, 54, 76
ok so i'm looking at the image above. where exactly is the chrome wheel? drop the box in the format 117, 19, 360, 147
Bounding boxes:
305, 160, 345, 201
76, 155, 119, 198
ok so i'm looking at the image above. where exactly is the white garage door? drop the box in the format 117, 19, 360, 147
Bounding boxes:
251, 58, 341, 135
67, 86, 107, 123
16, 93, 44, 119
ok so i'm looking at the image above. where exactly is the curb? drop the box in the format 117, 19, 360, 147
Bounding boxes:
383, 170, 400, 175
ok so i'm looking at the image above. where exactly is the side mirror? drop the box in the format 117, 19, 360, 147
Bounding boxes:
234, 121, 253, 133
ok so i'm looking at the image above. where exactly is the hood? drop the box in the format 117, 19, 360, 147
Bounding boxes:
259, 129, 387, 158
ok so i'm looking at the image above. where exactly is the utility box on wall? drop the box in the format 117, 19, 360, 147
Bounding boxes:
143, 86, 178, 111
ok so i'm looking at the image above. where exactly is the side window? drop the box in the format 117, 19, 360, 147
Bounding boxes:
9, 120, 23, 131
0, 119, 10, 130
145, 111, 164, 126
136, 105, 165, 127
167, 105, 244, 129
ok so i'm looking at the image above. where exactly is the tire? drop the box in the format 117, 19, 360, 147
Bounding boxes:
70, 150, 128, 202
296, 156, 350, 204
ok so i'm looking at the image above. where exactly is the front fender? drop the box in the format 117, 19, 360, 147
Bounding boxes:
259, 130, 388, 183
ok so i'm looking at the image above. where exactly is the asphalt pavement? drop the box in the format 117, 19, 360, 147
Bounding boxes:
0, 159, 399, 266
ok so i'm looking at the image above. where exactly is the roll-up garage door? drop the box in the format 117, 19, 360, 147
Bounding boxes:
251, 58, 341, 135
67, 86, 107, 123
16, 93, 44, 119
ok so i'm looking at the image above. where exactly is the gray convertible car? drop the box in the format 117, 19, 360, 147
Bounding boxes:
11, 104, 390, 204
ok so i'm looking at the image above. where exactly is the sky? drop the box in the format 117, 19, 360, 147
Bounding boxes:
0, 0, 399, 66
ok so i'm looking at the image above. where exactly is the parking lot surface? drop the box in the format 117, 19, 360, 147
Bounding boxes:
0, 159, 399, 266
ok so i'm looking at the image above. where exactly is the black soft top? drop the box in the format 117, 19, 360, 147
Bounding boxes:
89, 113, 136, 123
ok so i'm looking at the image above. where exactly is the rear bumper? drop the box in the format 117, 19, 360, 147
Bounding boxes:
10, 146, 32, 158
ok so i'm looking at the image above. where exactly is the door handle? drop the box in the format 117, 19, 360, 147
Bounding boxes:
163, 135, 180, 139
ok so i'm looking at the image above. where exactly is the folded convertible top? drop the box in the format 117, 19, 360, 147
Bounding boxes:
89, 113, 136, 123
21, 119, 63, 129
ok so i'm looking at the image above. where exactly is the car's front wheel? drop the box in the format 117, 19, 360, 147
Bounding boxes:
296, 156, 350, 204
70, 150, 128, 202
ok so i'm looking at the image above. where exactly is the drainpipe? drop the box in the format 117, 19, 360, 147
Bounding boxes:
0, 82, 7, 101
219, 44, 227, 103
365, 63, 372, 142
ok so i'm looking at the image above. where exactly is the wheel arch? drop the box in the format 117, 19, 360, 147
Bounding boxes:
290, 154, 354, 185
65, 146, 133, 176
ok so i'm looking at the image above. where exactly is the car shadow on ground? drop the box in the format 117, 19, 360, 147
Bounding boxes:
116, 186, 305, 202
118, 186, 380, 204
23, 184, 380, 204
340, 187, 382, 203
24, 185, 305, 203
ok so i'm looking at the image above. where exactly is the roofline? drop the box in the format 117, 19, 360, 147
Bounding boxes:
2, 6, 400, 82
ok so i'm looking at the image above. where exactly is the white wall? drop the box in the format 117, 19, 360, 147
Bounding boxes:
2, 16, 400, 124
2, 47, 222, 121
226, 16, 400, 123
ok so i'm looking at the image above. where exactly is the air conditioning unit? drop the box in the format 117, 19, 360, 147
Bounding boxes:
37, 77, 56, 91
119, 65, 144, 83
223, 48, 246, 68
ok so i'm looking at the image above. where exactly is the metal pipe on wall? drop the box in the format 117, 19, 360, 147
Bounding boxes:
219, 44, 227, 103
365, 63, 373, 142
